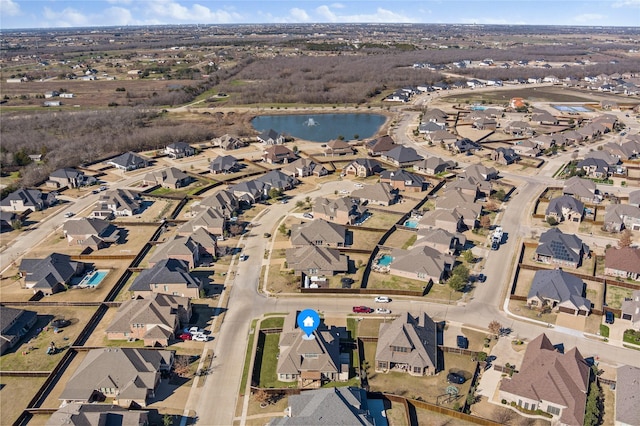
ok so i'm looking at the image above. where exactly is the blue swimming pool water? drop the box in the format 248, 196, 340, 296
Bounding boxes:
85, 271, 108, 287
404, 220, 418, 228
470, 105, 486, 111
377, 255, 393, 267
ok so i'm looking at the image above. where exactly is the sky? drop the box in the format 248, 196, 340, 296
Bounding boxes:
0, 0, 639, 30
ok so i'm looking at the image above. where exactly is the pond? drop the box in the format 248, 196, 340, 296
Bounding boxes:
251, 113, 387, 143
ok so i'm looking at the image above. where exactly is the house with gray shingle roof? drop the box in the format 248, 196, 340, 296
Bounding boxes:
388, 245, 455, 283
209, 155, 240, 174
285, 245, 348, 277
212, 134, 245, 151
413, 228, 466, 255
262, 145, 297, 164
603, 204, 640, 233
291, 219, 347, 248
0, 306, 37, 355
229, 180, 267, 205
491, 147, 520, 165
621, 290, 640, 330
19, 253, 87, 295
380, 169, 427, 192
381, 146, 423, 167
615, 365, 640, 425
148, 235, 203, 270
143, 167, 192, 189
46, 403, 149, 426
576, 158, 610, 179
629, 190, 640, 207
545, 195, 584, 223
499, 334, 590, 426
62, 217, 120, 250
165, 141, 195, 158
192, 189, 239, 218
418, 208, 465, 234
106, 293, 190, 346
281, 158, 328, 178
343, 158, 384, 177
92, 188, 141, 218
366, 135, 396, 156
527, 269, 591, 315
0, 188, 56, 213
413, 156, 455, 175
257, 129, 285, 145
256, 170, 298, 192
48, 168, 96, 189
270, 387, 374, 426
418, 121, 446, 134
563, 176, 597, 203
375, 312, 438, 376
59, 348, 173, 408
0, 211, 19, 231
276, 312, 346, 387
324, 139, 354, 156
178, 208, 225, 237
427, 129, 457, 145
130, 258, 202, 299
107, 151, 148, 171
312, 197, 367, 226
535, 228, 590, 268
351, 183, 398, 206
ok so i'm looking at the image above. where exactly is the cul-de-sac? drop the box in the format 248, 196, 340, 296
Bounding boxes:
1, 16, 640, 426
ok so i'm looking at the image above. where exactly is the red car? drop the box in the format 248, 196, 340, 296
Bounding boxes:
178, 332, 192, 341
352, 306, 373, 313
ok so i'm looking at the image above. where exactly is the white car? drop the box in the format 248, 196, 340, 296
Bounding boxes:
192, 333, 209, 342
189, 326, 204, 335
354, 183, 364, 188
376, 308, 391, 314
64, 212, 74, 218
374, 296, 391, 303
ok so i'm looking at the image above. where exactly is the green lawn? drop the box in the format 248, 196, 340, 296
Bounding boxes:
260, 316, 284, 329
623, 329, 640, 346
599, 324, 609, 338
259, 333, 295, 389
239, 319, 258, 395
605, 285, 634, 309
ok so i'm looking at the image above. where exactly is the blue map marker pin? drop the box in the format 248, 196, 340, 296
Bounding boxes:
297, 309, 320, 340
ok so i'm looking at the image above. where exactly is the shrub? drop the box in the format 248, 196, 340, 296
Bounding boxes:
501, 399, 507, 404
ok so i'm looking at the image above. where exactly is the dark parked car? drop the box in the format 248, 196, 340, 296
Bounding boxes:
456, 335, 469, 349
447, 373, 466, 384
51, 319, 71, 328
605, 311, 614, 324
352, 306, 373, 313
477, 273, 486, 283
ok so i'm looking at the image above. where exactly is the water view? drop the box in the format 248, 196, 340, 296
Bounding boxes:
251, 113, 386, 143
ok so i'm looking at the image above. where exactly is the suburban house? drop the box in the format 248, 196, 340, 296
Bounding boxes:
0, 306, 37, 355
452, 138, 481, 154
149, 235, 204, 270
106, 151, 148, 171
388, 245, 455, 283
380, 169, 427, 192
375, 312, 438, 376
418, 209, 465, 233
59, 348, 174, 408
191, 189, 238, 219
615, 365, 640, 425
342, 158, 384, 177
106, 293, 191, 346
282, 158, 328, 178
93, 189, 141, 218
0, 211, 19, 231
324, 139, 354, 156
0, 188, 56, 213
351, 183, 398, 206
270, 387, 374, 426
563, 176, 598, 203
212, 134, 245, 151
532, 112, 559, 125
366, 135, 396, 156
19, 253, 87, 295
46, 403, 149, 426
604, 247, 640, 281
229, 180, 267, 205
422, 108, 448, 125
535, 228, 590, 268
621, 290, 640, 329
491, 147, 520, 165
498, 334, 590, 426
603, 204, 640, 233
426, 130, 458, 145
178, 208, 225, 237
512, 139, 542, 157
47, 168, 96, 189
257, 129, 285, 145
504, 121, 534, 136
448, 176, 492, 200
413, 228, 466, 255
630, 189, 640, 207
312, 197, 368, 226
545, 195, 584, 223
263, 145, 297, 164
527, 269, 591, 315
276, 313, 347, 387
164, 141, 195, 158
576, 158, 610, 179
62, 218, 120, 250
142, 167, 192, 189
413, 157, 455, 175
285, 245, 348, 277
432, 189, 481, 230
472, 117, 497, 130
380, 146, 424, 167
291, 219, 347, 248
256, 170, 298, 192
130, 258, 202, 299
419, 121, 446, 135
209, 155, 241, 174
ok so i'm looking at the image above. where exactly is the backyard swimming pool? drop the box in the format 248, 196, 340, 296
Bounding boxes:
79, 270, 108, 288
377, 255, 393, 267
403, 220, 419, 228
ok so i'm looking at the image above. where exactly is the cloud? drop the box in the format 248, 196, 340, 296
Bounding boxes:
314, 5, 413, 23
330, 3, 346, 8
103, 7, 136, 25
289, 8, 311, 22
573, 13, 606, 23
612, 0, 640, 7
143, 0, 242, 23
1, 0, 20, 16
43, 7, 90, 27
105, 0, 133, 4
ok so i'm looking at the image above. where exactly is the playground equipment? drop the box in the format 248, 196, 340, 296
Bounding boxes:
436, 385, 460, 405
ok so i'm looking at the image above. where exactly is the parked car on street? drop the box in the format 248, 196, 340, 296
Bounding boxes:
192, 333, 209, 342
375, 308, 391, 314
64, 212, 74, 218
374, 296, 391, 303
178, 333, 192, 341
303, 212, 314, 219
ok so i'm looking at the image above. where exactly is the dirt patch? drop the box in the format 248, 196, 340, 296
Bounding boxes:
555, 312, 586, 331
0, 376, 47, 425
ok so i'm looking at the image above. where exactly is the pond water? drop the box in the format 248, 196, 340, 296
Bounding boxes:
251, 113, 386, 143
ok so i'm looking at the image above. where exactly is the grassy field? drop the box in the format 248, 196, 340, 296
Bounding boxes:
239, 319, 258, 395
258, 333, 295, 389
0, 376, 47, 424
366, 272, 426, 293
605, 285, 634, 309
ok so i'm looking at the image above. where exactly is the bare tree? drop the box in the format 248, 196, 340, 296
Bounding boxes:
488, 320, 502, 337
618, 229, 633, 248
253, 389, 270, 405
480, 215, 492, 230
173, 355, 191, 377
